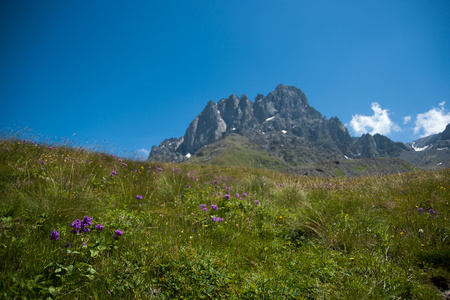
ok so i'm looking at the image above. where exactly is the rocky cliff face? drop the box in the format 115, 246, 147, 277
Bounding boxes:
148, 84, 413, 166
182, 100, 227, 155
399, 123, 450, 170
353, 134, 409, 158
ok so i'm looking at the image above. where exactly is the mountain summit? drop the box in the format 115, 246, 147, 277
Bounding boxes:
148, 84, 415, 170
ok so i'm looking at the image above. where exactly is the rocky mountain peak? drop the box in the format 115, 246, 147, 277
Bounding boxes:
182, 99, 226, 154
148, 84, 421, 169
441, 123, 450, 140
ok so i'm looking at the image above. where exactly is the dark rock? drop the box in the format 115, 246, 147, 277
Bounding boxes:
182, 100, 227, 154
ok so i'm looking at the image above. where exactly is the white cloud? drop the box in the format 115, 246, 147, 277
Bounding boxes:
137, 148, 150, 156
403, 116, 411, 124
135, 148, 150, 160
414, 102, 450, 137
350, 102, 400, 136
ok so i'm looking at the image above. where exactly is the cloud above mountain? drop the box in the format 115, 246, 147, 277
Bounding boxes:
350, 102, 400, 136
135, 148, 150, 160
413, 102, 450, 137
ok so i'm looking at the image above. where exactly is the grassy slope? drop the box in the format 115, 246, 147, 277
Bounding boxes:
287, 157, 420, 178
0, 139, 449, 299
186, 134, 287, 171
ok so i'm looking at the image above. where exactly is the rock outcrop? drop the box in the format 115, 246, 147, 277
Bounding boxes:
148, 84, 419, 168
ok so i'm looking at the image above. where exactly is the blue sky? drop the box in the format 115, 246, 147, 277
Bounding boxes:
1, 0, 450, 159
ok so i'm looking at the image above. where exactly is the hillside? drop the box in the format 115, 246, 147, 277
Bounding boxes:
185, 134, 419, 177
286, 157, 419, 177
1, 139, 449, 299
185, 133, 287, 170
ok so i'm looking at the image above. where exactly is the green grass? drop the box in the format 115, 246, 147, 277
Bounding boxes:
0, 138, 449, 299
186, 134, 287, 171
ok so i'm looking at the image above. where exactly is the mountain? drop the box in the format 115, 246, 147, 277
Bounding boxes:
399, 123, 450, 170
148, 84, 444, 175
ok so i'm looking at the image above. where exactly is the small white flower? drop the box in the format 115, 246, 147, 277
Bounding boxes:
419, 229, 424, 234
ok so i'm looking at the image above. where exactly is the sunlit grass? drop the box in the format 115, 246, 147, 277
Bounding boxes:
0, 137, 449, 299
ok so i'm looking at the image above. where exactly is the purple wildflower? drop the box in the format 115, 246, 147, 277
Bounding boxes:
71, 219, 82, 233
136, 195, 143, 200
157, 167, 162, 172
429, 209, 436, 214
95, 224, 104, 231
148, 166, 152, 170
63, 243, 70, 248
211, 204, 218, 210
186, 185, 191, 188
122, 163, 128, 167
118, 158, 123, 162
71, 216, 92, 233
225, 187, 231, 191
83, 215, 92, 226
224, 194, 230, 200
212, 216, 223, 222
82, 243, 86, 247
279, 183, 283, 187
110, 170, 117, 177
113, 229, 123, 239
234, 193, 239, 198
200, 204, 208, 212
50, 229, 60, 241
254, 200, 260, 205
242, 193, 247, 197
138, 203, 142, 206
417, 207, 424, 214
49, 146, 53, 150
213, 180, 218, 184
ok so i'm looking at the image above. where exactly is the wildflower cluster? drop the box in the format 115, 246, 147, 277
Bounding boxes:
50, 214, 120, 249
200, 204, 208, 212
211, 216, 223, 222
417, 207, 440, 216
71, 215, 93, 234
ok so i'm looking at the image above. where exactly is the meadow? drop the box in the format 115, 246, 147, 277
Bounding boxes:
0, 138, 449, 299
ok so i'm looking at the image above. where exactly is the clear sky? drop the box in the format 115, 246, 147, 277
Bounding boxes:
1, 0, 450, 159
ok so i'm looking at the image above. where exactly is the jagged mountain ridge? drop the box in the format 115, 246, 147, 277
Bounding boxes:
148, 84, 411, 169
399, 123, 450, 170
